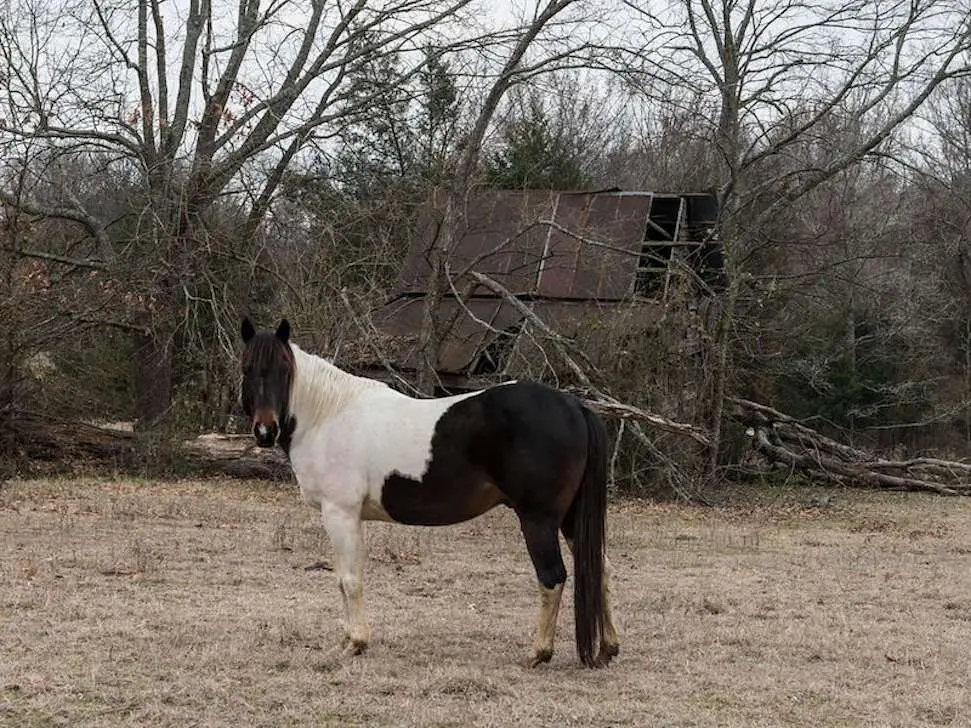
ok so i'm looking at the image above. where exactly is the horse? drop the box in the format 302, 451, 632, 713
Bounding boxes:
239, 318, 620, 667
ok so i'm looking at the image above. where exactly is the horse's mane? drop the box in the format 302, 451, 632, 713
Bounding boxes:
289, 342, 386, 424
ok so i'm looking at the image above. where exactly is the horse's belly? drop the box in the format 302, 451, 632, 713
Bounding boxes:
361, 496, 395, 522
379, 474, 508, 526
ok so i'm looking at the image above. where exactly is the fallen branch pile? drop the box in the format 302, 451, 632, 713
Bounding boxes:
584, 399, 711, 447
731, 398, 971, 495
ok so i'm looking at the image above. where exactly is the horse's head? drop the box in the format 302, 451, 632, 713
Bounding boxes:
240, 318, 295, 448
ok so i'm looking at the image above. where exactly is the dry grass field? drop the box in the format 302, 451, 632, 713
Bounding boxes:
2, 476, 971, 727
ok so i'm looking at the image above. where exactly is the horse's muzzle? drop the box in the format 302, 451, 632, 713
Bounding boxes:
253, 420, 279, 448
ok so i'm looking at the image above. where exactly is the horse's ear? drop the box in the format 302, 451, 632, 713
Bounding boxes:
276, 319, 291, 343
241, 317, 256, 343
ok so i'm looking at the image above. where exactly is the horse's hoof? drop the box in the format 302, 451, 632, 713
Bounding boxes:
340, 632, 369, 656
341, 639, 368, 657
597, 642, 619, 665
529, 648, 553, 667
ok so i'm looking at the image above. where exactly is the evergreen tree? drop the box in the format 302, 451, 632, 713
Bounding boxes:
334, 33, 416, 200
414, 46, 461, 184
485, 91, 591, 190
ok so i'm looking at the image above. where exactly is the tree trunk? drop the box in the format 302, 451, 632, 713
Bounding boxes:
415, 189, 460, 394
704, 267, 735, 485
133, 316, 173, 429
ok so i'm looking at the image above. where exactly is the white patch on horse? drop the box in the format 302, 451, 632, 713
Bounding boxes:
284, 342, 483, 515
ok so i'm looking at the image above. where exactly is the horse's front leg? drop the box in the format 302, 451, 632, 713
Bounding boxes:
320, 501, 370, 655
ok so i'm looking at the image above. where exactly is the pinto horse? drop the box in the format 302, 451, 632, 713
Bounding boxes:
239, 318, 620, 667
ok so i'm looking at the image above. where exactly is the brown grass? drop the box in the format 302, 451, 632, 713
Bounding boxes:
2, 477, 971, 727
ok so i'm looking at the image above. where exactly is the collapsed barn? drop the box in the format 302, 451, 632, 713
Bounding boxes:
349, 188, 725, 401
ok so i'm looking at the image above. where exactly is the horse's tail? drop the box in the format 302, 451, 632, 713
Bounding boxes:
573, 405, 609, 667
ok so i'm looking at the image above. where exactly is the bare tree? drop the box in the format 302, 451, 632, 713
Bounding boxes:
617, 0, 971, 481
906, 77, 971, 449
0, 0, 497, 425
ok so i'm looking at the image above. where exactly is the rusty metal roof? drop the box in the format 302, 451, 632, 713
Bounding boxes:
368, 296, 622, 379
400, 190, 556, 295
373, 296, 524, 373
369, 189, 720, 378
398, 189, 674, 300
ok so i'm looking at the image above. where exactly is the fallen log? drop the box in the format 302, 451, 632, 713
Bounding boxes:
182, 433, 292, 480
729, 397, 869, 462
2, 410, 137, 462
1, 409, 291, 481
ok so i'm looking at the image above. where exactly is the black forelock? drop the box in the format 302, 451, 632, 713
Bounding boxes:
242, 330, 294, 370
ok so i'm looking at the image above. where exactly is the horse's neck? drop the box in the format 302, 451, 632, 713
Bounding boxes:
289, 344, 384, 426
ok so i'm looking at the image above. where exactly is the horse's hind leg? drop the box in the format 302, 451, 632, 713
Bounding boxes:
320, 501, 371, 655
518, 515, 567, 667
561, 522, 620, 665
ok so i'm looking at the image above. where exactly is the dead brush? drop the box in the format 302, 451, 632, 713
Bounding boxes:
130, 534, 163, 574
274, 615, 306, 647
101, 535, 163, 576
297, 521, 331, 555
368, 527, 423, 566
271, 515, 295, 552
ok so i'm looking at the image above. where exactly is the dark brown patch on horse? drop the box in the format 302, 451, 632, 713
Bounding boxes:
379, 383, 589, 528
382, 472, 508, 526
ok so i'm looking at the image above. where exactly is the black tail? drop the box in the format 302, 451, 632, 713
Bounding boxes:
573, 405, 608, 667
